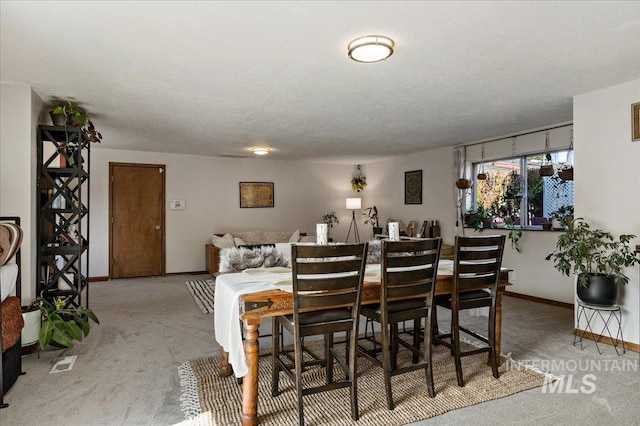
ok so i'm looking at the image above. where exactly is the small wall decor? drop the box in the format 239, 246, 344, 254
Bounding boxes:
239, 182, 274, 208
404, 170, 422, 204
351, 164, 367, 192
632, 102, 640, 142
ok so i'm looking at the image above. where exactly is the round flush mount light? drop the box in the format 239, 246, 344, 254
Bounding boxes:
348, 35, 394, 63
251, 147, 271, 156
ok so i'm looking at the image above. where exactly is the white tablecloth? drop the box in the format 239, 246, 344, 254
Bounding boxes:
213, 261, 454, 378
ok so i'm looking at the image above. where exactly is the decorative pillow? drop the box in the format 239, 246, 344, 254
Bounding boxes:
289, 229, 300, 242
212, 233, 235, 249
0, 223, 23, 266
234, 237, 247, 247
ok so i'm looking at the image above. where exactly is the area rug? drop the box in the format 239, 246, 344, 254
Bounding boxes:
185, 279, 215, 314
179, 338, 550, 425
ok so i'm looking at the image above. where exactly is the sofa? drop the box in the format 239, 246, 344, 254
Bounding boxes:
205, 230, 311, 275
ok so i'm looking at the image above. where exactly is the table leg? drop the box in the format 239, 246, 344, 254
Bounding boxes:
241, 317, 262, 426
219, 349, 233, 377
493, 290, 504, 366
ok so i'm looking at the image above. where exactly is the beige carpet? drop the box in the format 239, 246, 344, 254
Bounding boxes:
180, 337, 549, 426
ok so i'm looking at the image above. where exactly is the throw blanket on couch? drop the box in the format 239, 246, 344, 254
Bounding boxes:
220, 245, 290, 273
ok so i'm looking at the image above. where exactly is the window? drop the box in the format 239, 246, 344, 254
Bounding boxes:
473, 149, 574, 227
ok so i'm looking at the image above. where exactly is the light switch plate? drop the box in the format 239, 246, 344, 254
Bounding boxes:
170, 200, 186, 210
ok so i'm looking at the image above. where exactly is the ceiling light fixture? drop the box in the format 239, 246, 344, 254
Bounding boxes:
348, 35, 394, 63
251, 147, 271, 156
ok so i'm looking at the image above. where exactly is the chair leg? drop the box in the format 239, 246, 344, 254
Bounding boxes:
424, 309, 435, 398
348, 325, 359, 421
452, 307, 464, 387
381, 322, 395, 410
391, 323, 399, 371
412, 318, 421, 364
294, 334, 306, 426
489, 305, 499, 379
345, 330, 351, 381
326, 333, 334, 385
271, 318, 281, 397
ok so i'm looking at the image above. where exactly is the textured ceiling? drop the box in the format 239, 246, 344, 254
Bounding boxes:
2, 1, 639, 164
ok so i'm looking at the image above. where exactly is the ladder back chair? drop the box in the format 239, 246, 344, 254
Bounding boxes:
433, 234, 506, 387
271, 243, 368, 425
359, 238, 442, 410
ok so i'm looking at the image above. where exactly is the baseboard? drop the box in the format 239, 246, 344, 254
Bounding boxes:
165, 270, 209, 276
504, 291, 573, 309
573, 328, 640, 353
88, 276, 109, 282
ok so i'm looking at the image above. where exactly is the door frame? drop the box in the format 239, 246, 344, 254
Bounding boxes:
108, 162, 166, 279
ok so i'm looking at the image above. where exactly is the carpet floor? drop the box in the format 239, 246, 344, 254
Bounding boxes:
179, 338, 548, 426
185, 279, 215, 314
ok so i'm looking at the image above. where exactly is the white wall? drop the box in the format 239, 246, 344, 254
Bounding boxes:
361, 142, 576, 306
574, 79, 640, 345
89, 148, 353, 276
0, 83, 43, 303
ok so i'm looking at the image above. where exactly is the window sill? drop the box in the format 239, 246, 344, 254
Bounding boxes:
463, 225, 566, 232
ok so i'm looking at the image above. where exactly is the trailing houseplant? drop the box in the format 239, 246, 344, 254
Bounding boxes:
351, 165, 367, 192
545, 218, 640, 305
24, 297, 99, 349
49, 99, 103, 143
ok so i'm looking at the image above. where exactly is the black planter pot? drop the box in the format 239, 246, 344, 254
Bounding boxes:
577, 274, 619, 306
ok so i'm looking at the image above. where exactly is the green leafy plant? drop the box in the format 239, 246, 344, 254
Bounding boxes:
50, 99, 103, 143
550, 205, 574, 227
465, 204, 491, 231
25, 297, 100, 349
505, 219, 523, 253
545, 218, 640, 286
322, 211, 339, 228
362, 206, 380, 229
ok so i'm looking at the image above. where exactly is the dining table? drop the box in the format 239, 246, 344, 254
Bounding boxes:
214, 260, 511, 426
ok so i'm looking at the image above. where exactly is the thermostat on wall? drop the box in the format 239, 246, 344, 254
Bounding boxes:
170, 200, 186, 210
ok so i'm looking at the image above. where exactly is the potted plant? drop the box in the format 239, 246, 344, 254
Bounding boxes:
322, 211, 339, 242
465, 205, 492, 230
545, 218, 640, 306
550, 205, 574, 230
539, 152, 555, 177
49, 99, 103, 143
363, 206, 383, 235
23, 297, 99, 349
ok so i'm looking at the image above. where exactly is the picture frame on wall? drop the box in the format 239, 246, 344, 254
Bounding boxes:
632, 102, 640, 142
404, 170, 422, 205
239, 182, 274, 208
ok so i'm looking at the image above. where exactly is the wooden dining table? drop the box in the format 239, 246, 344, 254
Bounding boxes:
218, 269, 511, 426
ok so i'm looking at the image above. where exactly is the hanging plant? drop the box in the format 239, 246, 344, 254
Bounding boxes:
351, 164, 367, 192
539, 131, 554, 177
504, 170, 522, 200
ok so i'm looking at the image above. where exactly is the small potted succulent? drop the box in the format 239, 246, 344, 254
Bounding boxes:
546, 218, 639, 306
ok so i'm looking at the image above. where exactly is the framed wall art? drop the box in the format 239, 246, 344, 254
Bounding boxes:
632, 102, 640, 142
404, 170, 422, 205
239, 182, 274, 208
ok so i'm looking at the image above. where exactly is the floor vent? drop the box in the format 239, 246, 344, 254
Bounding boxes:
50, 355, 77, 373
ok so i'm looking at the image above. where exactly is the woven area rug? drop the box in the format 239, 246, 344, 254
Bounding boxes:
179, 338, 549, 425
185, 279, 215, 314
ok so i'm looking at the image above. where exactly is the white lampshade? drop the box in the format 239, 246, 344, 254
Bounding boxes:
348, 35, 394, 63
346, 197, 361, 210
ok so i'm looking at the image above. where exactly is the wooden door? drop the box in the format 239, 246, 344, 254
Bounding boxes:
110, 163, 165, 278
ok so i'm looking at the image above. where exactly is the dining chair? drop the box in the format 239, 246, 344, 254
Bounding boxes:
433, 234, 506, 387
271, 243, 368, 425
358, 238, 442, 410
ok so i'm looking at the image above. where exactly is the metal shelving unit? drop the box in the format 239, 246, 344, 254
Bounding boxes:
36, 125, 90, 308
